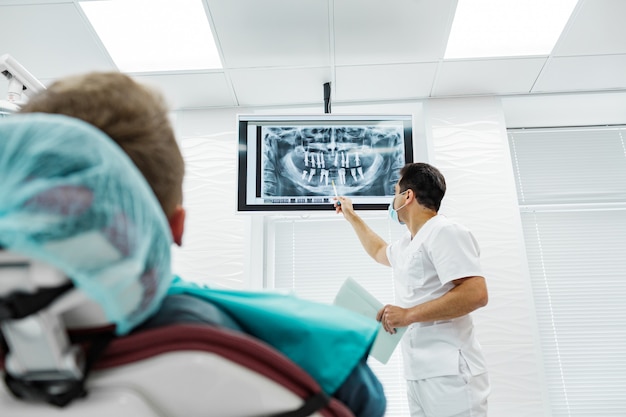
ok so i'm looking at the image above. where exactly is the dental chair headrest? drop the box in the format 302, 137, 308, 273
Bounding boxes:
0, 113, 173, 335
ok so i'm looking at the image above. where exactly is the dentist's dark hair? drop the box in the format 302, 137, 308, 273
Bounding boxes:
398, 163, 446, 211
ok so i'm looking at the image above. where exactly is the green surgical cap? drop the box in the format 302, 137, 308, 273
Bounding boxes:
0, 113, 173, 335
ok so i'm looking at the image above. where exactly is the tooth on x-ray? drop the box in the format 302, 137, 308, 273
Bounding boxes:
320, 169, 328, 186
354, 153, 365, 180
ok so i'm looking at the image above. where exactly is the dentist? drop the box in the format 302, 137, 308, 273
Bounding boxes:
335, 162, 490, 417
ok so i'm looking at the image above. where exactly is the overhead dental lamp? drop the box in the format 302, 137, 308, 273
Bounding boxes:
0, 53, 45, 115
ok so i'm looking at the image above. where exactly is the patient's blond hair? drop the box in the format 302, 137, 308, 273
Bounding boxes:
20, 72, 184, 218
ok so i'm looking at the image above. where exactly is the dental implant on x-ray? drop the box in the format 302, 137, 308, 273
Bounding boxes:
300, 149, 364, 187
308, 152, 317, 181
352, 152, 365, 182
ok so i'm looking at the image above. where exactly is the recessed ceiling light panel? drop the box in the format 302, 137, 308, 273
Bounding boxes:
80, 0, 222, 72
445, 0, 578, 59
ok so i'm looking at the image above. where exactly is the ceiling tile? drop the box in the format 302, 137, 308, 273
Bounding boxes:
207, 0, 330, 69
334, 0, 456, 66
0, 3, 115, 80
533, 55, 626, 92
229, 67, 332, 107
133, 72, 235, 110
335, 63, 438, 101
502, 92, 626, 128
433, 58, 547, 96
553, 0, 626, 56
2, 0, 626, 109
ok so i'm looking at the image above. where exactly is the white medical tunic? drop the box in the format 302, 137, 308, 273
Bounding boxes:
386, 214, 487, 381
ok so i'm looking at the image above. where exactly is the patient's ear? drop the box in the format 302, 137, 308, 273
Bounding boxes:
168, 205, 186, 246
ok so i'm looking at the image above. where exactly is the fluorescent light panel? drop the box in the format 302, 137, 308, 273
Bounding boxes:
80, 0, 222, 72
445, 0, 579, 59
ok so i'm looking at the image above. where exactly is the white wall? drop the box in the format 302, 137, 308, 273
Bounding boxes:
169, 91, 626, 417
170, 108, 252, 289
502, 91, 626, 128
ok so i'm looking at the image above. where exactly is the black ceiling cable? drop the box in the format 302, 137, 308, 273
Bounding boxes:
323, 82, 331, 114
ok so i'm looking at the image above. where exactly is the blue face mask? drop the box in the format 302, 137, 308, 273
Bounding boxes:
388, 191, 408, 225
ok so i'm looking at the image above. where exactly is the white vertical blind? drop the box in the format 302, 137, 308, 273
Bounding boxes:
268, 214, 409, 417
509, 127, 626, 205
509, 126, 626, 417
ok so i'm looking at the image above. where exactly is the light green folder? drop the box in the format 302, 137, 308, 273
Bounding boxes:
333, 277, 407, 364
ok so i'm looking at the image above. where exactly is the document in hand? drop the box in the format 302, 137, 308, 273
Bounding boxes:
333, 277, 406, 364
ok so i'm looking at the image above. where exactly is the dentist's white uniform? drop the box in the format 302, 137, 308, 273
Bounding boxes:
387, 214, 490, 417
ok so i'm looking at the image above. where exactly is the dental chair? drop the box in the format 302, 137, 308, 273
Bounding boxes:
0, 250, 354, 417
0, 113, 354, 417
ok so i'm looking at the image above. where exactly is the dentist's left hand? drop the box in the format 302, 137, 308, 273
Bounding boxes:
376, 304, 408, 334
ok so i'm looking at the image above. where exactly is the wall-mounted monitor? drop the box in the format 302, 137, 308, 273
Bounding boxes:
237, 114, 414, 212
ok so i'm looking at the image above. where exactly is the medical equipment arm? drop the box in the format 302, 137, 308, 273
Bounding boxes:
1, 54, 45, 104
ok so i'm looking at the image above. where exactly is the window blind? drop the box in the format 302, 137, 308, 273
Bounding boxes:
509, 126, 626, 417
268, 215, 409, 417
509, 127, 626, 205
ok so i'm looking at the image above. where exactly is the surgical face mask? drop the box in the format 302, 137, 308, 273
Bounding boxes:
388, 190, 408, 225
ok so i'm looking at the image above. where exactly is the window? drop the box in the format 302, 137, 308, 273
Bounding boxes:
266, 214, 409, 416
509, 126, 626, 416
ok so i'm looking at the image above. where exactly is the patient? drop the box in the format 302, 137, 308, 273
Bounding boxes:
18, 72, 386, 417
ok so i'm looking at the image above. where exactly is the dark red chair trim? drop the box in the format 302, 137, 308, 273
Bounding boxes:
2, 324, 354, 416
88, 324, 354, 417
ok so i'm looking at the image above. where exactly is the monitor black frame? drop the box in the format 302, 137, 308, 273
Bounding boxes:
237, 114, 414, 212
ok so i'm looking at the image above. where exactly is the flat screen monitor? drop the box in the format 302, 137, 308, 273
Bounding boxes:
237, 114, 413, 212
